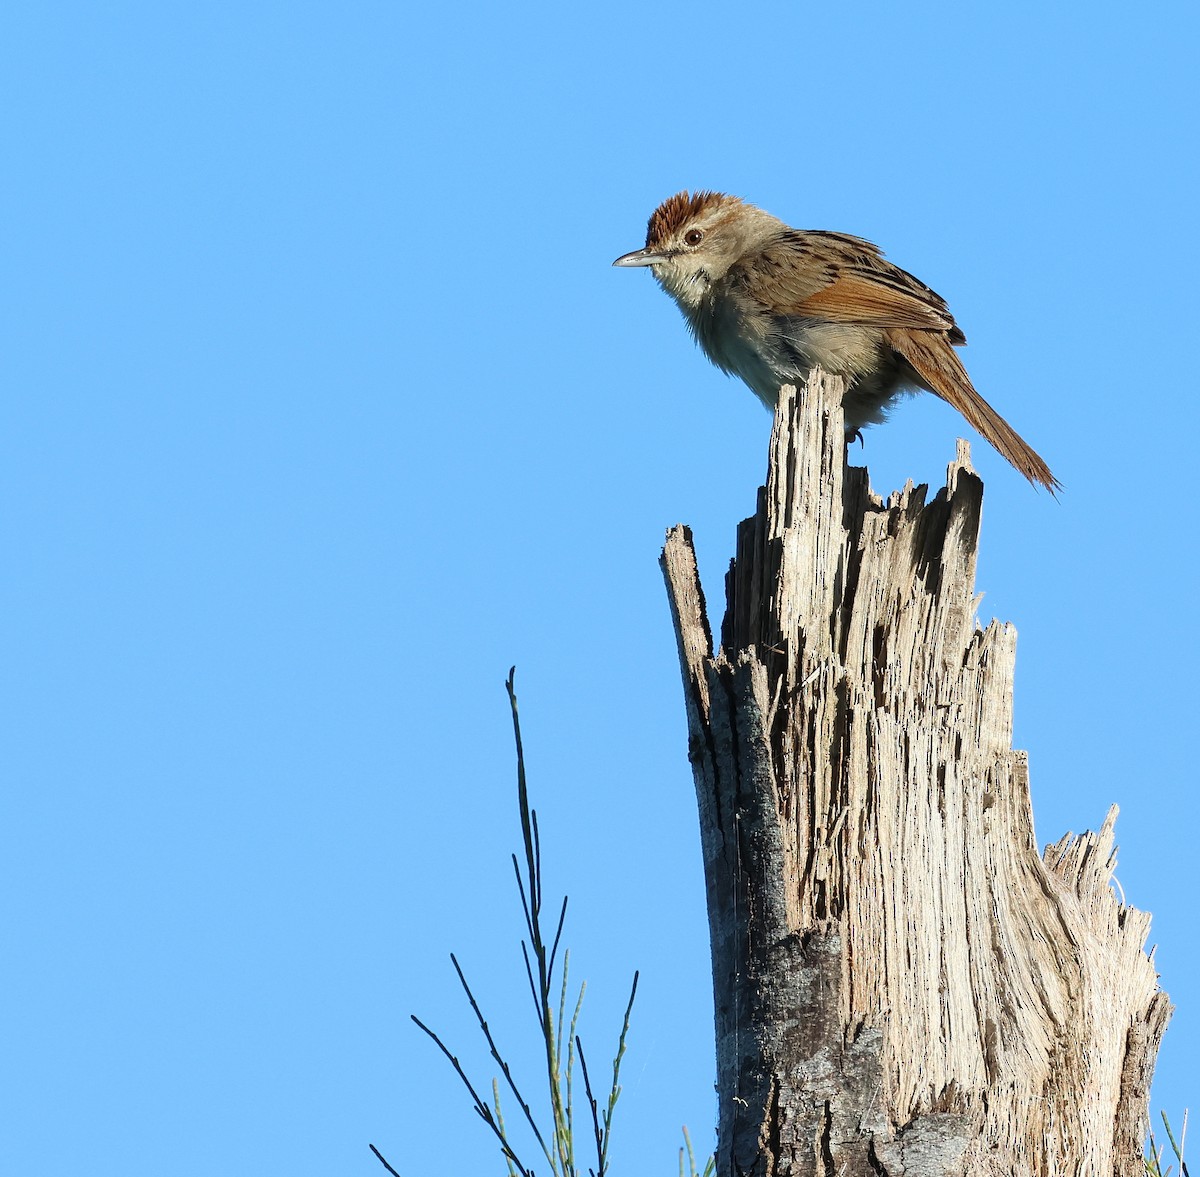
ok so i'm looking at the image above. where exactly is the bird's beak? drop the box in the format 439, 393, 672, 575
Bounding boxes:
612, 247, 665, 268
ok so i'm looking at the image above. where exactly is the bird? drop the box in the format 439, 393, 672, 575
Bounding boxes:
613, 190, 1058, 491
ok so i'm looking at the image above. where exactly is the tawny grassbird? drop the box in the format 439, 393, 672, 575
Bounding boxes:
614, 191, 1058, 491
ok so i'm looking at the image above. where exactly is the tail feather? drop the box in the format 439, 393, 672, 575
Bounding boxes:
889, 330, 1060, 493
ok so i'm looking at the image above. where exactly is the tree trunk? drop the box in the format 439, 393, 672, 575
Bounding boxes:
659, 374, 1170, 1177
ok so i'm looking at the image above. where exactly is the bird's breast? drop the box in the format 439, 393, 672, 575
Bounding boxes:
688, 293, 898, 416
687, 295, 780, 409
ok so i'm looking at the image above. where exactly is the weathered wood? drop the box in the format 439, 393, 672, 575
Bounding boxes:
660, 374, 1170, 1177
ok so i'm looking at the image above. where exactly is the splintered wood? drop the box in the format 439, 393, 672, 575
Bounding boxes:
660, 375, 1169, 1177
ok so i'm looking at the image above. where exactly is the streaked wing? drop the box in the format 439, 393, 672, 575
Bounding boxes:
731, 230, 966, 343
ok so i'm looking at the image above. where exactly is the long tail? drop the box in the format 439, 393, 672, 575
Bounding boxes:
889, 329, 1060, 493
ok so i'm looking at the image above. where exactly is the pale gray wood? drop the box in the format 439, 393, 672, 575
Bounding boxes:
660, 374, 1169, 1177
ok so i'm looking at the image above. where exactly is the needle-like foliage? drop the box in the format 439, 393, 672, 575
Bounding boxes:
375, 670, 638, 1177
678, 1126, 715, 1177
1147, 1110, 1190, 1177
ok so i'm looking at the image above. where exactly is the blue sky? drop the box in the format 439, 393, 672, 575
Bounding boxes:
3, 3, 1197, 1174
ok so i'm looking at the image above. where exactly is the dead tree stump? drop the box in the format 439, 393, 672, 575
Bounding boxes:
660, 373, 1170, 1177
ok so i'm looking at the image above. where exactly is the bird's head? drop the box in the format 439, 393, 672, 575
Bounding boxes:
613, 191, 781, 309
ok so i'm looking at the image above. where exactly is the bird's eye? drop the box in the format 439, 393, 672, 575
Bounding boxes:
684, 229, 704, 246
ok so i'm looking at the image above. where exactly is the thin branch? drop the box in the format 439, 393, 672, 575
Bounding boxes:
368, 1143, 403, 1177
445, 955, 552, 1165
506, 669, 539, 931
576, 1035, 604, 1177
680, 1126, 714, 1177
598, 971, 639, 1177
563, 980, 584, 1177
404, 669, 640, 1177
1161, 1109, 1191, 1177
409, 1014, 535, 1177
493, 1080, 521, 1177
532, 809, 544, 916
513, 853, 537, 950
520, 939, 543, 1027
546, 895, 569, 983
555, 950, 572, 1075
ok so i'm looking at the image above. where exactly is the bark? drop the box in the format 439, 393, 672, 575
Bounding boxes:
660, 374, 1170, 1177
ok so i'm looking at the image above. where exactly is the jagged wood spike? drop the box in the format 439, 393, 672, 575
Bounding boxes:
660, 371, 1168, 1176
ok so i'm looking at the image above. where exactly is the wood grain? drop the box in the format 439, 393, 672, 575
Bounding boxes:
660, 373, 1168, 1176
